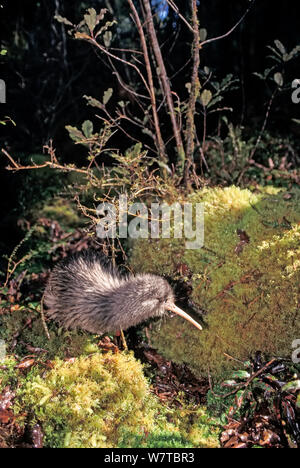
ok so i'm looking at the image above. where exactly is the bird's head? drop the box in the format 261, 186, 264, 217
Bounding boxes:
135, 274, 203, 331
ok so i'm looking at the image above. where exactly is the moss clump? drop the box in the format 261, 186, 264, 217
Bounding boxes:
0, 303, 220, 448
16, 352, 155, 448
8, 353, 219, 448
130, 186, 300, 378
39, 198, 83, 228
0, 306, 99, 360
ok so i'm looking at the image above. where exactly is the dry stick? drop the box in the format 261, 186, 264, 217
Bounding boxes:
40, 293, 51, 341
237, 89, 277, 185
250, 89, 277, 160
82, 34, 151, 98
120, 329, 128, 351
166, 0, 195, 34
2, 148, 93, 175
208, 358, 277, 399
128, 0, 168, 166
142, 0, 185, 173
201, 0, 257, 48
10, 318, 33, 351
184, 0, 201, 188
107, 54, 148, 104
4, 255, 30, 287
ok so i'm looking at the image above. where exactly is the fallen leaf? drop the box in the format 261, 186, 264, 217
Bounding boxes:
0, 409, 13, 424
235, 229, 250, 255
16, 359, 35, 369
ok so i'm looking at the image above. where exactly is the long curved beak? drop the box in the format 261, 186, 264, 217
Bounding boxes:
165, 302, 202, 331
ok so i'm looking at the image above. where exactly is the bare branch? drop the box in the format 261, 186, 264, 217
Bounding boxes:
128, 0, 168, 165
184, 0, 201, 187
142, 0, 185, 172
165, 0, 195, 34
80, 34, 152, 97
1, 148, 93, 176
201, 0, 256, 47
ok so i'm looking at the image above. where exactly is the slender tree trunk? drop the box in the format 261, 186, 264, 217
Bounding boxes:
128, 0, 168, 167
142, 0, 185, 175
184, 0, 201, 188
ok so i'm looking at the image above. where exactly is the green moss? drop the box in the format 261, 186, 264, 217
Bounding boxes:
15, 353, 152, 448
128, 238, 185, 277
0, 306, 220, 448
39, 198, 83, 228
0, 307, 99, 360
3, 353, 220, 448
130, 186, 300, 378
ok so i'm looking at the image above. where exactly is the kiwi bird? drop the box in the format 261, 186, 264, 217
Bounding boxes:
43, 251, 202, 335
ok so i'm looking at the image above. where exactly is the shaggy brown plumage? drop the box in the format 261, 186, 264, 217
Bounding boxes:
44, 250, 202, 334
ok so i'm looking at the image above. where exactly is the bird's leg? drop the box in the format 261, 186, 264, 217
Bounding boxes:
120, 329, 128, 351
114, 329, 128, 350
40, 292, 51, 340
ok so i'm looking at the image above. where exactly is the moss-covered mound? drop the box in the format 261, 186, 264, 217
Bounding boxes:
130, 186, 300, 378
17, 352, 157, 448
0, 352, 219, 448
0, 306, 101, 361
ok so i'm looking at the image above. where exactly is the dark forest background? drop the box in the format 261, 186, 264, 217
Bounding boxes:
0, 0, 300, 254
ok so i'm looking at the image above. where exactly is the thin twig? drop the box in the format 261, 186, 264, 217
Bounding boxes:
165, 0, 195, 33
201, 0, 256, 48
128, 0, 167, 165
142, 0, 185, 172
40, 293, 51, 341
184, 0, 201, 187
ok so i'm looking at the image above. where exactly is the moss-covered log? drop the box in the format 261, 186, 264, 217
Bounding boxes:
130, 186, 300, 378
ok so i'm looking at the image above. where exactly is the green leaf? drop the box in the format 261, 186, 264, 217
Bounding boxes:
0, 49, 7, 56
54, 15, 74, 27
118, 101, 126, 108
142, 128, 154, 138
200, 28, 207, 42
185, 82, 191, 93
103, 88, 113, 105
0, 116, 16, 126
126, 143, 143, 159
84, 8, 97, 33
200, 89, 212, 107
267, 45, 283, 60
230, 370, 251, 380
98, 9, 108, 22
236, 390, 245, 408
274, 39, 286, 55
149, 158, 172, 174
222, 380, 238, 387
274, 72, 283, 87
103, 31, 112, 47
82, 120, 94, 138
84, 95, 103, 109
65, 125, 84, 142
282, 380, 300, 393
253, 72, 265, 80
220, 413, 228, 425
96, 20, 117, 39
287, 45, 300, 61
207, 95, 223, 109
